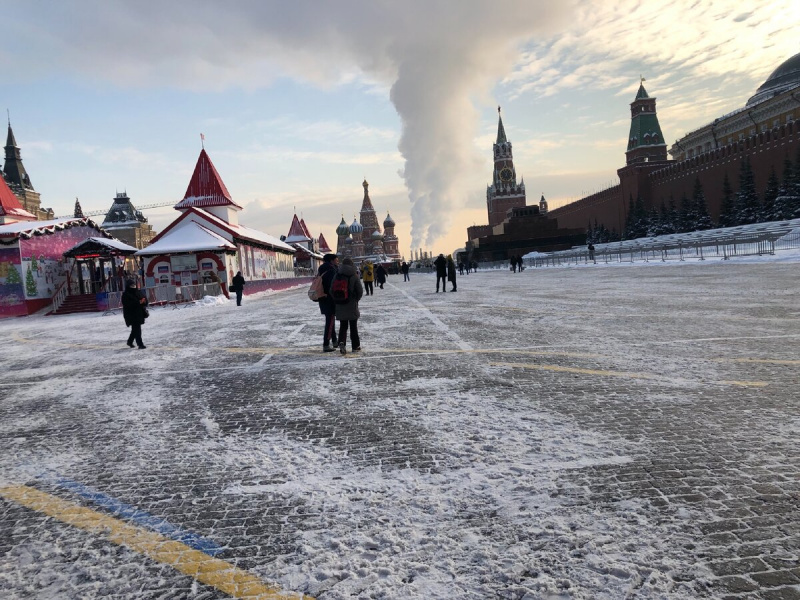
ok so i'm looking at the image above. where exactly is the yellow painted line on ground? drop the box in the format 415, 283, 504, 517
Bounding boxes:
490, 362, 768, 388
0, 485, 312, 600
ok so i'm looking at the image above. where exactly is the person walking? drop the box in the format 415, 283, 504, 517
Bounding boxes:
231, 271, 246, 306
317, 253, 339, 352
376, 264, 387, 289
434, 253, 447, 292
333, 257, 364, 354
401, 261, 410, 282
362, 261, 375, 296
122, 278, 148, 349
458, 261, 465, 276
447, 255, 458, 292
588, 243, 596, 262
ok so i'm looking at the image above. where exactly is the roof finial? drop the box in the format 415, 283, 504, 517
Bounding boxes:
640, 75, 646, 84
6, 109, 9, 127
498, 105, 501, 114
200, 132, 205, 149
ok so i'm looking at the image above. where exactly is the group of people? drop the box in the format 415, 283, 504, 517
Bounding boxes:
433, 253, 457, 293
360, 261, 388, 295
509, 255, 525, 273
316, 253, 363, 354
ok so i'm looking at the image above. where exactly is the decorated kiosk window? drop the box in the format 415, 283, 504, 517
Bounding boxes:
170, 255, 198, 272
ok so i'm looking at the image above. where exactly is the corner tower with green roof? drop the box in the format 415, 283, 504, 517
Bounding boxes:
625, 80, 667, 166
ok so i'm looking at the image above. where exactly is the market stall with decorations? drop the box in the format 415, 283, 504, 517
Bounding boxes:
0, 218, 111, 318
136, 149, 299, 297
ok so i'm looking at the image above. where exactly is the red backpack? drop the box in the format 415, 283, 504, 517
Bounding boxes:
330, 275, 350, 304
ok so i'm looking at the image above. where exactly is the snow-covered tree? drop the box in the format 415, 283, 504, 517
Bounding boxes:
735, 157, 760, 225
691, 178, 714, 230
761, 166, 780, 222
623, 195, 636, 240
718, 173, 737, 227
646, 204, 661, 237
677, 192, 693, 233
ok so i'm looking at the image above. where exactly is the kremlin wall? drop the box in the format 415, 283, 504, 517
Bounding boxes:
468, 52, 800, 260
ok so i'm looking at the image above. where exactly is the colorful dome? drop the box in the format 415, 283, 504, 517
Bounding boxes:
349, 219, 363, 234
383, 212, 395, 227
371, 230, 384, 240
336, 217, 350, 236
344, 236, 354, 245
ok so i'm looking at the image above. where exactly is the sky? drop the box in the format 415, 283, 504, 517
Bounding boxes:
1, 0, 798, 257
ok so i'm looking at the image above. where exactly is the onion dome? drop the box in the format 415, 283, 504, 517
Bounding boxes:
336, 217, 350, 236
371, 230, 384, 240
383, 212, 395, 227
349, 218, 363, 234
344, 237, 353, 245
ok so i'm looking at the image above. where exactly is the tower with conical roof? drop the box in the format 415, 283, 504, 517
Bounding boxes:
359, 179, 381, 242
3, 120, 43, 219
173, 149, 242, 225
487, 106, 526, 227
625, 79, 667, 165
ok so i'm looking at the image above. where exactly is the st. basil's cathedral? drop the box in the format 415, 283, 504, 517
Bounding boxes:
335, 179, 402, 263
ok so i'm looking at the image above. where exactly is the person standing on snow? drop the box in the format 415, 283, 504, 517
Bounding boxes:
317, 254, 339, 352
401, 261, 410, 282
334, 257, 364, 354
376, 263, 387, 289
122, 278, 148, 349
231, 271, 246, 306
434, 253, 447, 293
447, 255, 458, 292
362, 261, 375, 296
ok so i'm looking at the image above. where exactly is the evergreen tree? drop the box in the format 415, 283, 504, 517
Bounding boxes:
586, 221, 595, 244
657, 200, 674, 235
735, 157, 760, 225
691, 177, 714, 230
608, 228, 621, 242
718, 172, 737, 227
666, 196, 680, 233
624, 195, 636, 240
761, 166, 780, 222
646, 204, 661, 237
5, 264, 22, 285
25, 266, 38, 297
774, 153, 795, 219
677, 192, 692, 233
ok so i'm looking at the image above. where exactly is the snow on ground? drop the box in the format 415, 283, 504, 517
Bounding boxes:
0, 255, 798, 599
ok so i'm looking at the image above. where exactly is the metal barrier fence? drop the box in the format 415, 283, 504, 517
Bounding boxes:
103, 283, 222, 314
523, 219, 800, 268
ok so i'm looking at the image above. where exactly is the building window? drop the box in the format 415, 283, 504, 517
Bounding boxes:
773, 119, 780, 128
749, 128, 756, 136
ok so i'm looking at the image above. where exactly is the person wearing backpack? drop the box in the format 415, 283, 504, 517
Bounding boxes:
317, 253, 339, 352
361, 260, 375, 295
332, 257, 364, 354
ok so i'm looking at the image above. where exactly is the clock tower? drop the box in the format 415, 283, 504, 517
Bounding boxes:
487, 107, 526, 227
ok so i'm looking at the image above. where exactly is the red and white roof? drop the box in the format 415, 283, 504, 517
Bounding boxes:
318, 232, 332, 253
173, 149, 242, 210
0, 176, 36, 221
285, 214, 312, 243
136, 221, 236, 255
138, 207, 294, 255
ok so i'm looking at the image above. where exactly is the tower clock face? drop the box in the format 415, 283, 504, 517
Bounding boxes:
499, 167, 513, 182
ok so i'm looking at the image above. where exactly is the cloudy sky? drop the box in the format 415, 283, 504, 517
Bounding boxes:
2, 1, 797, 256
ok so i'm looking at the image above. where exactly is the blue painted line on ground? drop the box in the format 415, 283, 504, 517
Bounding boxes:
40, 474, 224, 556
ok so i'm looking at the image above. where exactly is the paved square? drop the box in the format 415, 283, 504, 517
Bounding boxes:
1, 262, 798, 599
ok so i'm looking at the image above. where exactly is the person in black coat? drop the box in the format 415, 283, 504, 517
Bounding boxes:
122, 278, 148, 349
434, 253, 447, 292
447, 256, 457, 292
318, 254, 339, 352
401, 261, 410, 282
376, 264, 387, 289
231, 271, 246, 306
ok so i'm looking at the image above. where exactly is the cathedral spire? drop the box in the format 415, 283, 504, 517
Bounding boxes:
496, 106, 507, 144
360, 179, 375, 212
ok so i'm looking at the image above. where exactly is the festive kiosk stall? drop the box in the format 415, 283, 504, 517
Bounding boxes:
0, 218, 112, 318
136, 149, 298, 297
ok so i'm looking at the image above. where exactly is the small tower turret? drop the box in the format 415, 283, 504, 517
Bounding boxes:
625, 78, 667, 165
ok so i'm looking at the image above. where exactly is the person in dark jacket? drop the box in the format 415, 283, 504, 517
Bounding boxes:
434, 253, 447, 293
334, 257, 364, 354
401, 261, 410, 282
231, 271, 246, 306
122, 278, 148, 349
447, 255, 457, 292
376, 264, 387, 289
318, 254, 339, 352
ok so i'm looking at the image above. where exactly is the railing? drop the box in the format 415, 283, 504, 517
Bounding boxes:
524, 219, 800, 268
102, 283, 223, 315
50, 280, 70, 314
